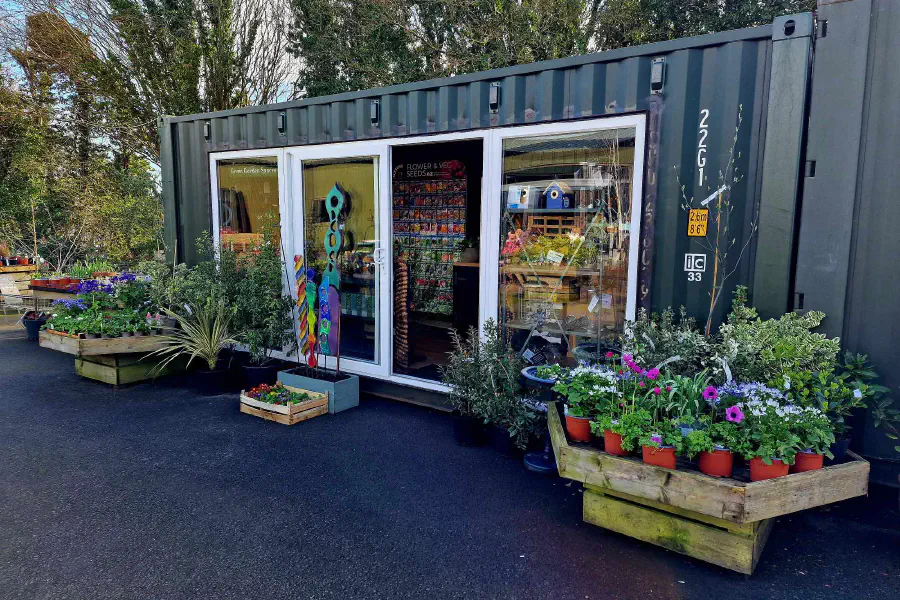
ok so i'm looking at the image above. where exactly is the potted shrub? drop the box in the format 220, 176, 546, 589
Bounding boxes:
235, 221, 295, 389
148, 301, 239, 395
440, 320, 538, 456
440, 326, 490, 446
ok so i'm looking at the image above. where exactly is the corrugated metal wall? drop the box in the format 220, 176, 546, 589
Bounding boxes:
161, 18, 812, 327
796, 0, 900, 485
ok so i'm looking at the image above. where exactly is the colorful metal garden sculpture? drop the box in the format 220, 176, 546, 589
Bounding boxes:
318, 183, 345, 359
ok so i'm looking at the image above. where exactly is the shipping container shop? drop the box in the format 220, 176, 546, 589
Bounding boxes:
161, 14, 811, 397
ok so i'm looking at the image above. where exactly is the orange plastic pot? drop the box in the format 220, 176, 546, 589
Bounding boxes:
698, 449, 734, 478
749, 457, 790, 481
564, 414, 592, 443
790, 451, 824, 473
603, 430, 629, 456
642, 445, 677, 469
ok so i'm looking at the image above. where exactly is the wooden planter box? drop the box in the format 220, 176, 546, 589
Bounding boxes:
548, 403, 869, 575
239, 386, 328, 425
76, 353, 186, 386
39, 329, 167, 356
278, 368, 359, 414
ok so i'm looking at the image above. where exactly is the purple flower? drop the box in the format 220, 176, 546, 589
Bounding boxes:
725, 405, 745, 424
605, 351, 615, 359
622, 353, 633, 362
76, 280, 114, 295
650, 434, 662, 445
646, 368, 660, 380
111, 272, 137, 284
638, 381, 646, 388
652, 387, 661, 395
702, 386, 718, 401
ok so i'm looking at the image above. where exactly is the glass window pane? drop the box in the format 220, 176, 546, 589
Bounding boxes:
216, 158, 279, 254
499, 127, 637, 364
303, 157, 379, 363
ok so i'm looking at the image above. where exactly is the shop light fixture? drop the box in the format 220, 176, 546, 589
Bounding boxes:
650, 57, 666, 95
203, 120, 211, 140
489, 83, 500, 113
278, 112, 286, 135
370, 100, 380, 126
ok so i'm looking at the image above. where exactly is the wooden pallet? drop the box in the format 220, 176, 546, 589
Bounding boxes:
39, 330, 168, 356
547, 403, 869, 574
239, 386, 328, 425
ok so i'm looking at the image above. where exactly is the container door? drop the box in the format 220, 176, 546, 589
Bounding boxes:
287, 142, 391, 379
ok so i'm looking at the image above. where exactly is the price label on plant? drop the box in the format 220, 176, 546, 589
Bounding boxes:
687, 208, 709, 237
546, 250, 564, 265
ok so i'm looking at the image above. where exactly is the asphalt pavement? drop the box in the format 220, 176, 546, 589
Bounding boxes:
1, 330, 898, 600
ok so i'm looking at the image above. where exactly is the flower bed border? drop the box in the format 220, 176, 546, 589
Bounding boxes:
548, 402, 869, 574
239, 385, 328, 426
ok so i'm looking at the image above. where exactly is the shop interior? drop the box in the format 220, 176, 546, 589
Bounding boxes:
391, 140, 483, 381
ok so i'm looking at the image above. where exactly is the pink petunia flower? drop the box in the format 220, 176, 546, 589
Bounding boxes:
638, 381, 646, 388
702, 386, 718, 401
646, 368, 660, 380
652, 387, 661, 395
605, 351, 615, 359
623, 353, 633, 362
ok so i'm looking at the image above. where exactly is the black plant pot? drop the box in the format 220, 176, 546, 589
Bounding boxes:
23, 317, 47, 341
452, 411, 486, 447
492, 425, 520, 458
242, 363, 281, 390
194, 367, 230, 395
825, 438, 852, 465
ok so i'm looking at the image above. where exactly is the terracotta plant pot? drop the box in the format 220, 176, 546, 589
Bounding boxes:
790, 451, 824, 473
603, 430, 630, 456
29, 279, 40, 287
17, 257, 28, 265
642, 445, 677, 469
698, 449, 734, 478
749, 457, 790, 481
564, 413, 592, 443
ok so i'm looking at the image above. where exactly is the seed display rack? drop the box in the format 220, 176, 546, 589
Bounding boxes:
392, 177, 466, 316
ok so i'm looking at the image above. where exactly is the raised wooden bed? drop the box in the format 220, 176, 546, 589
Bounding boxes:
39, 329, 167, 356
548, 403, 869, 574
239, 386, 328, 425
75, 353, 187, 386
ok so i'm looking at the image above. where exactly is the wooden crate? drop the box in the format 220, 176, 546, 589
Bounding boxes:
547, 403, 869, 574
239, 386, 328, 425
40, 330, 168, 356
76, 353, 187, 386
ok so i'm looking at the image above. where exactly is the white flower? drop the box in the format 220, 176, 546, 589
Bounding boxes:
853, 389, 863, 399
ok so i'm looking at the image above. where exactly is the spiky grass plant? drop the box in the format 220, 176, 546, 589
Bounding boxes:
148, 300, 239, 372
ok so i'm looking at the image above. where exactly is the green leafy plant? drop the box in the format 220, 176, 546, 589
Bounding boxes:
440, 319, 540, 450
715, 287, 840, 384
148, 301, 239, 372
639, 419, 685, 453
551, 365, 619, 418
234, 216, 294, 365
623, 307, 712, 376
